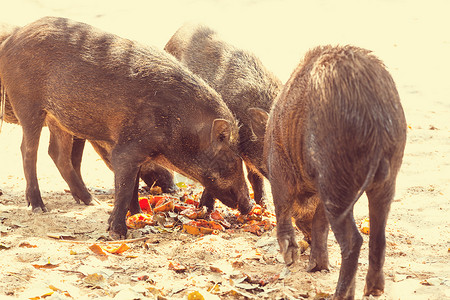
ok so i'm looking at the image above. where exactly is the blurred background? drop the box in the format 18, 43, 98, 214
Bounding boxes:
1, 0, 449, 191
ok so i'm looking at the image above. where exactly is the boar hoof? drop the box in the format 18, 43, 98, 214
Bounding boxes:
364, 287, 384, 297
73, 194, 93, 206
307, 259, 330, 272
279, 238, 299, 265
32, 205, 48, 213
364, 278, 385, 296
108, 219, 128, 240
108, 229, 127, 240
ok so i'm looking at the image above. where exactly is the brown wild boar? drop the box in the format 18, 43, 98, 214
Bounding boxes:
264, 45, 407, 299
0, 22, 176, 199
0, 23, 19, 126
165, 24, 282, 209
0, 17, 251, 239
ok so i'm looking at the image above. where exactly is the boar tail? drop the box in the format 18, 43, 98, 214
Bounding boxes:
336, 154, 381, 223
0, 84, 5, 133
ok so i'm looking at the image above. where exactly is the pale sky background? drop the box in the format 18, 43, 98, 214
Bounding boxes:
0, 0, 449, 117
0, 0, 449, 187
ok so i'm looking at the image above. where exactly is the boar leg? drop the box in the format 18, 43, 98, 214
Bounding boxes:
108, 147, 143, 239
71, 137, 86, 180
271, 178, 299, 265
306, 199, 330, 272
246, 165, 267, 208
363, 182, 394, 297
128, 174, 142, 216
47, 119, 92, 205
21, 124, 47, 212
323, 194, 363, 300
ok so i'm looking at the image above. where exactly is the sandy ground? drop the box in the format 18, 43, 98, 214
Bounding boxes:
0, 0, 449, 299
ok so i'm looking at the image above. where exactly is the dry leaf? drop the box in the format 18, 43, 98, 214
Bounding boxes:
169, 261, 187, 273
360, 217, 370, 235
187, 290, 205, 300
19, 241, 37, 248
102, 243, 130, 254
32, 258, 59, 269
89, 244, 107, 259
0, 243, 11, 250
84, 273, 105, 288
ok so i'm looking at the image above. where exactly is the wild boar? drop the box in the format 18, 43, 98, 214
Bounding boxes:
264, 45, 407, 299
165, 24, 282, 208
0, 22, 176, 196
0, 17, 251, 239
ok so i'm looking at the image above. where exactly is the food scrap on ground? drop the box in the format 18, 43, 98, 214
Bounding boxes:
126, 184, 277, 237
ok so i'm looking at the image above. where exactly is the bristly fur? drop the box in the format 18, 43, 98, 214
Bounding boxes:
165, 23, 282, 206
266, 44, 407, 298
0, 16, 251, 238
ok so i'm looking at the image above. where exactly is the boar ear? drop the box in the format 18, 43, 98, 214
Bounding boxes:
211, 119, 232, 151
248, 107, 269, 139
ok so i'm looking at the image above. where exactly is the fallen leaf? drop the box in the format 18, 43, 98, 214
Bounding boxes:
169, 261, 187, 273
210, 266, 223, 273
89, 244, 107, 258
32, 258, 60, 269
19, 241, 37, 248
176, 182, 188, 189
360, 217, 370, 235
187, 290, 205, 300
420, 279, 432, 286
102, 243, 130, 254
0, 243, 11, 250
84, 273, 105, 288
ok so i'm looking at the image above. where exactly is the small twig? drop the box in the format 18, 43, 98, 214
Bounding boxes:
6, 272, 30, 282
58, 236, 149, 244
56, 269, 86, 276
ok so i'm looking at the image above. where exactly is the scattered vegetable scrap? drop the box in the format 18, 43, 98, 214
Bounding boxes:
360, 217, 370, 235
127, 186, 277, 237
126, 213, 155, 229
